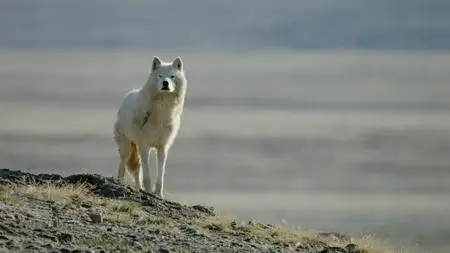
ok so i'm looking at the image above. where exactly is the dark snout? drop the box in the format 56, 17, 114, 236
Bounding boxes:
162, 80, 169, 90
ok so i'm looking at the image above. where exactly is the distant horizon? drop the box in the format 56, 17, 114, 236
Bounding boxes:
2, 0, 450, 51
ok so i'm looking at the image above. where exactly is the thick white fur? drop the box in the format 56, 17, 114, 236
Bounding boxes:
113, 56, 187, 198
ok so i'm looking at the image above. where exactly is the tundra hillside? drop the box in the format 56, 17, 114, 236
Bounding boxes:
0, 169, 394, 253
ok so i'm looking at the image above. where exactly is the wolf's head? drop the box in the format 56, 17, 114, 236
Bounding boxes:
147, 56, 186, 95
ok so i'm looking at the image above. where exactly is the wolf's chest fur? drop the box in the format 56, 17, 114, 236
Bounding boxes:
140, 93, 183, 148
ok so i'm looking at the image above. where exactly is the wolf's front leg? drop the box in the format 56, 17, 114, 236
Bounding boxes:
155, 147, 168, 198
137, 142, 152, 192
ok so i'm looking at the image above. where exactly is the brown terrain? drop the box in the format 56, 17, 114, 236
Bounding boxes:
0, 169, 386, 253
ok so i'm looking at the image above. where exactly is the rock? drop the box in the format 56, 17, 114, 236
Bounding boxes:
318, 232, 351, 242
40, 233, 58, 242
318, 246, 347, 253
5, 214, 15, 221
43, 243, 54, 249
181, 225, 201, 236
204, 224, 223, 231
126, 234, 137, 240
158, 248, 170, 253
58, 233, 73, 243
134, 241, 144, 250
345, 243, 357, 252
345, 243, 368, 253
89, 213, 103, 223
5, 239, 20, 250
25, 244, 42, 250
191, 205, 215, 215
81, 202, 92, 208
0, 223, 16, 235
244, 235, 257, 242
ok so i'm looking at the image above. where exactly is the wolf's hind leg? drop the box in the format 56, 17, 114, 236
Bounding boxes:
126, 141, 143, 190
114, 133, 132, 181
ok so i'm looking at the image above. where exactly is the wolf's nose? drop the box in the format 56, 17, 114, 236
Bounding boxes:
162, 80, 169, 87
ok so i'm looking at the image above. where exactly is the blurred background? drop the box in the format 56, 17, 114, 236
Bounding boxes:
1, 0, 450, 252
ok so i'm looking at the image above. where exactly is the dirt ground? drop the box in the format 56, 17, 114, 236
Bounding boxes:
0, 168, 381, 253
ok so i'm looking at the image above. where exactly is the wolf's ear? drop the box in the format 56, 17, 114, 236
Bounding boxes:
172, 57, 183, 71
151, 56, 162, 71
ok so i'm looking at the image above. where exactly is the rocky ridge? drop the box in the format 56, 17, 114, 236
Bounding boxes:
0, 169, 382, 253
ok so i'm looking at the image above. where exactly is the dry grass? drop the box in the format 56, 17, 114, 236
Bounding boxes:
0, 181, 149, 224
21, 182, 92, 204
0, 181, 180, 231
196, 214, 317, 243
196, 214, 400, 253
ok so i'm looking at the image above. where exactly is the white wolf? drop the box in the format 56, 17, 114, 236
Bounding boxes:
113, 56, 187, 198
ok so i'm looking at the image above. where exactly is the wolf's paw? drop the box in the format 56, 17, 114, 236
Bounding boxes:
154, 182, 164, 198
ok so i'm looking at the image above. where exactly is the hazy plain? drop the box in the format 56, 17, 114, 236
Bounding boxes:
1, 51, 449, 252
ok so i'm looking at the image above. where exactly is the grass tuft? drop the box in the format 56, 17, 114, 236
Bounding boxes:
111, 201, 140, 214
20, 182, 92, 204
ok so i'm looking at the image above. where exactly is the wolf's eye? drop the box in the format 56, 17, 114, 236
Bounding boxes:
170, 75, 175, 79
